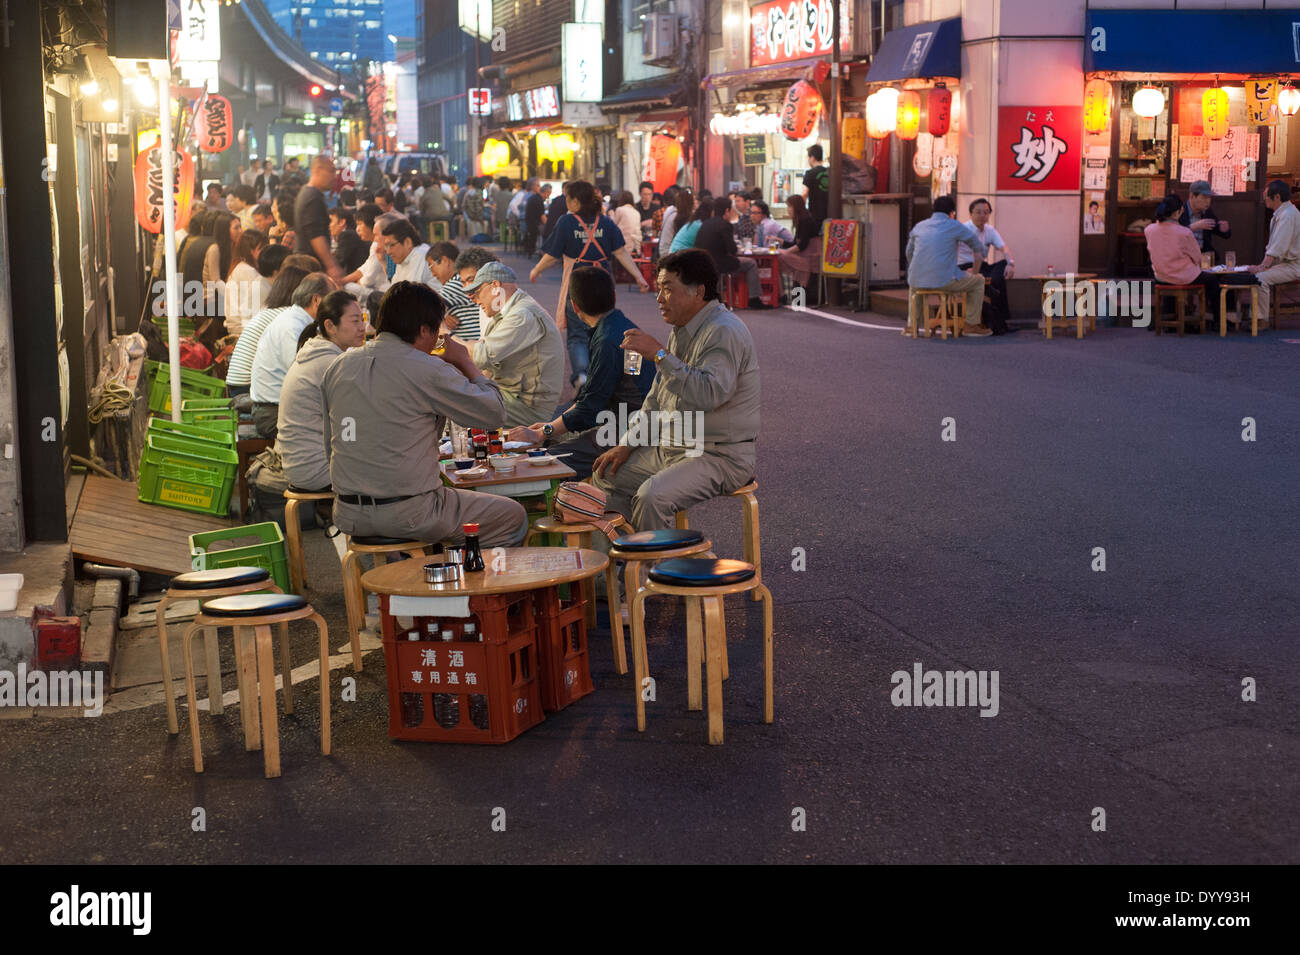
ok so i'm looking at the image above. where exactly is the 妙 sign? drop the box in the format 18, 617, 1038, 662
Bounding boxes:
996, 106, 1081, 191
749, 0, 852, 68
133, 142, 195, 234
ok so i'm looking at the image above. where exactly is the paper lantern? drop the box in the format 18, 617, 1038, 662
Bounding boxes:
1132, 86, 1165, 119
1280, 86, 1300, 117
1202, 87, 1229, 140
896, 91, 921, 141
480, 137, 511, 174
643, 134, 681, 195
134, 142, 194, 234
779, 80, 822, 141
913, 132, 934, 177
198, 94, 233, 153
842, 117, 866, 160
866, 88, 899, 139
928, 83, 952, 137
1083, 79, 1111, 134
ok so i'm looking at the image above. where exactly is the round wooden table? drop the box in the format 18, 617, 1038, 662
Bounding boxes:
361, 546, 608, 597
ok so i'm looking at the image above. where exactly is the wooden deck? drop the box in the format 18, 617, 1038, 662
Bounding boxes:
69, 476, 232, 577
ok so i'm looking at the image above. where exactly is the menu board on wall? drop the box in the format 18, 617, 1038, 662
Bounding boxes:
742, 135, 767, 166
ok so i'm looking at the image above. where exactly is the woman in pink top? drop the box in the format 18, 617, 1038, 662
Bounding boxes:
1144, 195, 1220, 319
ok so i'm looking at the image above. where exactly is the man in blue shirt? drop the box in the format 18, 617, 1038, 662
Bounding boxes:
905, 195, 989, 336
508, 266, 654, 479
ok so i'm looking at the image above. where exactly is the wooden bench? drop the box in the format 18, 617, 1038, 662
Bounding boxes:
1154, 284, 1207, 336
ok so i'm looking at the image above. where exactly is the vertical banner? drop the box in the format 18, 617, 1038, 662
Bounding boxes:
643, 134, 681, 195
996, 106, 1081, 191
820, 219, 861, 276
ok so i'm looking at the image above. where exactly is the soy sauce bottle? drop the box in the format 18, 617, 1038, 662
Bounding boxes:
463, 522, 485, 572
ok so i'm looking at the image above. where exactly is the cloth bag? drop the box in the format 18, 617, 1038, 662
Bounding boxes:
553, 481, 620, 542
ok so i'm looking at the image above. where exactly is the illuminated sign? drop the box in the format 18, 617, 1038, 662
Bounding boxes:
749, 0, 851, 68
563, 23, 603, 102
507, 85, 561, 122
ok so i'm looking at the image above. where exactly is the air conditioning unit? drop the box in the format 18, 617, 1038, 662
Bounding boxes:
642, 13, 678, 65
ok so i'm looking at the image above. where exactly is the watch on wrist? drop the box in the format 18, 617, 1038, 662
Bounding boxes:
654, 348, 667, 363
541, 423, 554, 438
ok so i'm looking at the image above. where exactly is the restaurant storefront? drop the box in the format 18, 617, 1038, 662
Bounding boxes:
487, 81, 584, 181
1081, 8, 1300, 276
597, 83, 692, 198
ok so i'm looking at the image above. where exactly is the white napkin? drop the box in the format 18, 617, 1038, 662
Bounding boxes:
389, 595, 471, 617
504, 440, 530, 450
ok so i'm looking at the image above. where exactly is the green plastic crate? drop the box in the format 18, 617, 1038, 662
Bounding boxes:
138, 433, 238, 516
189, 522, 289, 593
180, 405, 238, 441
147, 416, 235, 447
146, 361, 226, 414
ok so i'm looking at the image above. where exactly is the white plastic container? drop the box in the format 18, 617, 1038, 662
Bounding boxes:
0, 573, 24, 612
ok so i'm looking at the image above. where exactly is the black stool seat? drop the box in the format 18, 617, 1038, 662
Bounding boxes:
170, 566, 271, 590
649, 558, 756, 587
350, 535, 419, 547
202, 593, 309, 617
286, 485, 332, 496
612, 528, 704, 552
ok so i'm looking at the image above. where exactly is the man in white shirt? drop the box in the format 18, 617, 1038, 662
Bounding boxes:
249, 272, 333, 438
341, 207, 396, 298
377, 216, 436, 287
1248, 180, 1300, 320
957, 198, 1016, 334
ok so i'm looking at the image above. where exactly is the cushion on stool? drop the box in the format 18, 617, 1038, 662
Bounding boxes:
170, 566, 271, 590
350, 535, 420, 547
286, 486, 332, 496
611, 528, 705, 553
202, 593, 309, 617
649, 558, 756, 587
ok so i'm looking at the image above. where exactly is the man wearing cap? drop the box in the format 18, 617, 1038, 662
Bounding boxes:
320, 281, 528, 547
466, 262, 565, 427
1179, 180, 1232, 255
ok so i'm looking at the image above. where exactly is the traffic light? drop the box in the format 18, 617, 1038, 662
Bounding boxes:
309, 83, 323, 97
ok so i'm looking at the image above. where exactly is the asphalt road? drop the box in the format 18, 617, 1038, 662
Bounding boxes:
2, 250, 1297, 865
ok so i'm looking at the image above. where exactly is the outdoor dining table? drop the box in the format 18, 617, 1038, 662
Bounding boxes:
1031, 272, 1098, 339
739, 248, 784, 308
440, 457, 576, 540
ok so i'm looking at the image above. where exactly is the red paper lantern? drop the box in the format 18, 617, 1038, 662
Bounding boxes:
644, 134, 681, 195
199, 94, 233, 153
780, 80, 823, 142
929, 83, 952, 137
134, 142, 195, 234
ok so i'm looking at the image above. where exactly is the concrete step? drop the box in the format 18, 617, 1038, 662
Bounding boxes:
869, 287, 910, 318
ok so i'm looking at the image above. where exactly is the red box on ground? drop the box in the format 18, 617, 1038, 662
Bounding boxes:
533, 587, 594, 712
36, 616, 82, 670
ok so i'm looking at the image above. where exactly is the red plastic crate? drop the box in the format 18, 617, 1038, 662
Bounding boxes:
36, 616, 81, 670
380, 592, 543, 744
534, 587, 594, 713
721, 272, 749, 309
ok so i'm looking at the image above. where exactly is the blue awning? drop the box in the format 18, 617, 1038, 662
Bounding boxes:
866, 18, 961, 83
1086, 10, 1300, 74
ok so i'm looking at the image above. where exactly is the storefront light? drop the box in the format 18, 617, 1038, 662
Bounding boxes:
134, 81, 157, 107
1279, 85, 1300, 117
866, 88, 899, 138
1132, 86, 1165, 119
895, 91, 921, 140
709, 112, 781, 136
1202, 86, 1229, 139
1083, 78, 1111, 134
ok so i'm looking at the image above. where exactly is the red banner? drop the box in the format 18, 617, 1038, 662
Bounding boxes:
749, 0, 851, 68
199, 94, 233, 153
134, 142, 195, 234
995, 106, 1081, 192
643, 134, 681, 196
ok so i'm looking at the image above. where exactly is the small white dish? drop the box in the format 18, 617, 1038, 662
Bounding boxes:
459, 466, 488, 478
526, 455, 555, 466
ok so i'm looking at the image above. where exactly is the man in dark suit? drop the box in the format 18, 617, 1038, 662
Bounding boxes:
523, 178, 546, 257
1179, 179, 1232, 256
542, 182, 568, 242
694, 197, 770, 310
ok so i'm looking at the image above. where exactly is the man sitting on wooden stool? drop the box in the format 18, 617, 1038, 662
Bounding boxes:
591, 250, 759, 531
320, 281, 529, 548
1247, 180, 1300, 320
906, 195, 989, 337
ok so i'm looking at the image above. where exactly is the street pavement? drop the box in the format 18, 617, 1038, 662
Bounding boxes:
2, 248, 1298, 865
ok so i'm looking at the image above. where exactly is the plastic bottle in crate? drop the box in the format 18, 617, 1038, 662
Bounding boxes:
424, 618, 439, 640
433, 626, 459, 727
464, 621, 479, 642
469, 694, 489, 730
401, 632, 425, 727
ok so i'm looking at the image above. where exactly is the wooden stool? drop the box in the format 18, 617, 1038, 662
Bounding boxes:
283, 487, 333, 594
340, 535, 429, 672
180, 593, 330, 778
908, 289, 964, 339
629, 558, 773, 745
1219, 285, 1263, 337
156, 566, 283, 735
1154, 284, 1207, 336
428, 220, 449, 243
607, 529, 714, 676
674, 481, 761, 602
524, 513, 630, 629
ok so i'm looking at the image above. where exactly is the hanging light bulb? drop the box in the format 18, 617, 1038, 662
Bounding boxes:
134, 80, 157, 106
866, 88, 899, 138
102, 97, 119, 112
1132, 86, 1165, 119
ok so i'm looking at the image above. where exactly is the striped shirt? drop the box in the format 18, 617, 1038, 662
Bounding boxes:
227, 306, 289, 386
439, 274, 483, 341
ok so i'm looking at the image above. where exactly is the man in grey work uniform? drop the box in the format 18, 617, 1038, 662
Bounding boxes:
591, 249, 758, 531
320, 281, 529, 546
